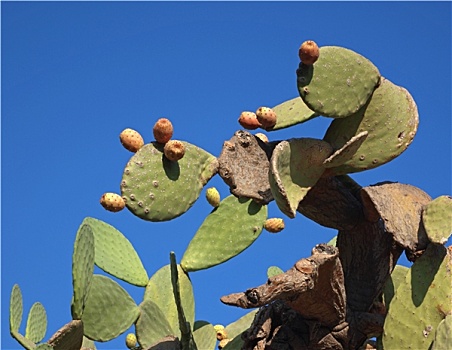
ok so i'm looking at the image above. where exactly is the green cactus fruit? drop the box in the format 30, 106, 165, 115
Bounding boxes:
382, 265, 409, 312
382, 244, 452, 350
36, 344, 53, 350
322, 131, 368, 168
47, 320, 84, 350
10, 284, 23, 333
82, 217, 148, 286
264, 218, 285, 233
125, 333, 137, 349
267, 266, 284, 278
81, 274, 140, 342
206, 187, 221, 208
193, 321, 217, 350
180, 195, 268, 272
323, 78, 418, 175
143, 262, 195, 340
135, 299, 174, 349
71, 223, 95, 320
297, 46, 380, 118
271, 97, 318, 130
121, 141, 218, 222
25, 302, 47, 343
432, 315, 452, 350
422, 196, 452, 244
269, 138, 333, 218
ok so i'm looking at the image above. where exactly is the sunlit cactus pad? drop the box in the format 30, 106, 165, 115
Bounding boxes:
297, 46, 380, 118
271, 97, 318, 130
181, 195, 267, 272
121, 141, 218, 221
324, 78, 419, 175
422, 195, 452, 244
25, 302, 47, 343
382, 244, 452, 350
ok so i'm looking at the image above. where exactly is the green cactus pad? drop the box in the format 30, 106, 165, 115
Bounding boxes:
10, 331, 36, 350
82, 217, 148, 287
324, 78, 419, 175
180, 195, 268, 272
71, 223, 95, 320
267, 266, 284, 278
47, 319, 84, 350
422, 196, 452, 244
25, 302, 47, 343
297, 46, 380, 118
81, 336, 96, 350
135, 299, 174, 349
382, 265, 409, 311
269, 138, 333, 218
82, 274, 140, 342
121, 141, 218, 222
143, 262, 195, 339
223, 334, 244, 350
36, 344, 53, 350
327, 236, 337, 247
10, 284, 23, 333
432, 315, 452, 350
270, 97, 319, 130
193, 321, 216, 350
225, 310, 258, 341
322, 131, 368, 168
382, 244, 452, 350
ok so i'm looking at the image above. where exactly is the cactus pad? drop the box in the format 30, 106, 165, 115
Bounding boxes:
47, 320, 84, 350
382, 265, 409, 311
71, 223, 95, 320
297, 46, 380, 118
270, 97, 319, 130
322, 131, 368, 168
25, 302, 47, 343
121, 141, 218, 222
36, 344, 53, 350
223, 309, 258, 350
10, 284, 23, 333
324, 78, 419, 174
422, 195, 452, 244
81, 274, 140, 342
82, 217, 148, 286
382, 244, 452, 349
267, 266, 284, 278
135, 299, 174, 349
269, 138, 333, 218
432, 315, 452, 350
180, 195, 268, 272
143, 262, 195, 339
193, 321, 216, 350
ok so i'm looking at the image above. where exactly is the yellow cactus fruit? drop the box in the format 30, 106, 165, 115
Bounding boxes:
238, 111, 261, 130
153, 118, 174, 144
256, 107, 277, 129
255, 133, 269, 143
206, 187, 221, 208
298, 40, 320, 65
213, 324, 225, 332
125, 333, 137, 349
216, 328, 228, 341
163, 140, 185, 161
218, 338, 231, 349
119, 128, 144, 153
264, 218, 285, 233
100, 192, 126, 212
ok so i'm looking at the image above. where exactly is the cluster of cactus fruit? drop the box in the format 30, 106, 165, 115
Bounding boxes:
9, 40, 452, 350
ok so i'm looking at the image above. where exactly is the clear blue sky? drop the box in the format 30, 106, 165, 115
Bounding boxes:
2, 2, 451, 349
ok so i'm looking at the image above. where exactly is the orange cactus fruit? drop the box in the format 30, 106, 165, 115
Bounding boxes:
153, 118, 174, 144
238, 111, 261, 130
119, 128, 144, 153
163, 140, 185, 161
100, 192, 126, 212
298, 40, 320, 65
256, 107, 277, 129
264, 218, 285, 233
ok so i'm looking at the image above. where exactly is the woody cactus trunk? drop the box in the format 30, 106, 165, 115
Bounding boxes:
9, 40, 452, 350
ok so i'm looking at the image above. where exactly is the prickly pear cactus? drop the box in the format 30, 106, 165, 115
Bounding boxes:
121, 141, 218, 221
297, 46, 380, 118
193, 321, 217, 350
181, 195, 268, 272
382, 244, 452, 349
422, 195, 452, 244
25, 302, 47, 343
